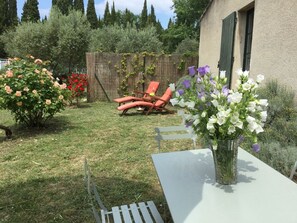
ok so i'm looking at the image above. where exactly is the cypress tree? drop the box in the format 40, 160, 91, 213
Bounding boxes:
148, 4, 156, 26
140, 0, 147, 28
86, 0, 98, 29
52, 0, 57, 5
110, 1, 116, 25
8, 0, 18, 27
155, 20, 163, 36
167, 18, 173, 29
98, 16, 103, 28
73, 0, 84, 14
0, 0, 9, 33
56, 0, 73, 15
21, 0, 40, 22
103, 1, 110, 26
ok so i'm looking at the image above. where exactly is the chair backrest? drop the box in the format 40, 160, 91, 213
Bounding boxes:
84, 158, 108, 223
154, 87, 172, 107
145, 81, 160, 95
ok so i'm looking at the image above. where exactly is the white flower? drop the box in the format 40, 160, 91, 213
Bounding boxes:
201, 111, 207, 117
185, 101, 195, 109
235, 120, 243, 129
228, 125, 236, 134
228, 92, 242, 103
246, 116, 256, 123
220, 70, 226, 79
170, 98, 179, 106
175, 91, 180, 97
258, 99, 268, 107
257, 74, 265, 83
247, 101, 256, 112
209, 115, 217, 124
212, 99, 219, 107
242, 82, 252, 91
243, 70, 249, 77
169, 83, 175, 92
255, 124, 264, 134
207, 122, 215, 133
260, 111, 267, 122
217, 116, 226, 125
248, 122, 258, 132
237, 69, 244, 76
193, 118, 200, 126
178, 98, 186, 107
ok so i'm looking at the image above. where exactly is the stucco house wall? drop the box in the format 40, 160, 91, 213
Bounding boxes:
199, 0, 297, 91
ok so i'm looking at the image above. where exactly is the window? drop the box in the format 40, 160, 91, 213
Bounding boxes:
243, 8, 254, 71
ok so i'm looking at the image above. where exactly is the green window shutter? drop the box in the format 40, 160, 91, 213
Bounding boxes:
219, 11, 237, 88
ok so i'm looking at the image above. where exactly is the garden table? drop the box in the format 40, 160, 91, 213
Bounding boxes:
151, 148, 297, 223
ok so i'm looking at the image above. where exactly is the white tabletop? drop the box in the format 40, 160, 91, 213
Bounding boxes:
151, 148, 297, 223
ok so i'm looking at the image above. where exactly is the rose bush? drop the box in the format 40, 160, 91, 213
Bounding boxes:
0, 56, 71, 127
66, 73, 88, 104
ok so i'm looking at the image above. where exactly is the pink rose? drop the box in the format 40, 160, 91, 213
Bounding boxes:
5, 86, 13, 94
60, 83, 67, 89
45, 99, 51, 105
34, 59, 43, 64
6, 70, 13, 78
15, 91, 22, 97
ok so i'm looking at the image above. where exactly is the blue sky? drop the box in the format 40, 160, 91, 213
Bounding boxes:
17, 0, 175, 28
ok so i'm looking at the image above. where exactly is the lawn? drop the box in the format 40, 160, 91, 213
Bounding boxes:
0, 101, 194, 222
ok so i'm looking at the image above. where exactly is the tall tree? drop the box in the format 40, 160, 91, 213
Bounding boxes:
8, 0, 18, 27
110, 1, 116, 25
73, 0, 84, 14
103, 1, 110, 26
55, 0, 73, 15
86, 0, 98, 29
167, 18, 173, 29
140, 0, 147, 28
148, 5, 156, 26
0, 0, 9, 34
21, 0, 40, 22
52, 0, 57, 5
173, 0, 210, 37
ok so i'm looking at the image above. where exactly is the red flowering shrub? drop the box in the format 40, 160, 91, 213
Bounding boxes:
67, 73, 88, 104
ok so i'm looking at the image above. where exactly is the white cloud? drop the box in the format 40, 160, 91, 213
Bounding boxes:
39, 8, 51, 19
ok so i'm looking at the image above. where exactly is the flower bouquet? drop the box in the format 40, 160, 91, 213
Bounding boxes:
169, 65, 268, 184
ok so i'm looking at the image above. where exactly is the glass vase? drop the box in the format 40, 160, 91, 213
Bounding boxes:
210, 139, 239, 185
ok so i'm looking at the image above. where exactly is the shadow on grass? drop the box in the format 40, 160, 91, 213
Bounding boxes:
0, 116, 76, 142
0, 175, 170, 223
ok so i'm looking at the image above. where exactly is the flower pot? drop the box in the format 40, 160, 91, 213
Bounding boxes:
210, 139, 239, 185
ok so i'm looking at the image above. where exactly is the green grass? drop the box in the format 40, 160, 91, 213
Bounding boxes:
0, 102, 196, 222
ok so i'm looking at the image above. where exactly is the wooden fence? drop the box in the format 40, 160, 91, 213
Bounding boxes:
86, 52, 198, 102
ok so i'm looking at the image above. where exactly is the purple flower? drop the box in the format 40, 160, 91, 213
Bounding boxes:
252, 143, 260, 153
222, 85, 229, 96
197, 65, 210, 76
177, 89, 184, 95
197, 91, 205, 98
188, 66, 196, 77
210, 77, 216, 86
182, 79, 191, 89
185, 120, 193, 127
238, 135, 245, 144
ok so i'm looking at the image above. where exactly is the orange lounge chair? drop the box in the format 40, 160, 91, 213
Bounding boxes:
117, 87, 173, 115
113, 81, 160, 105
